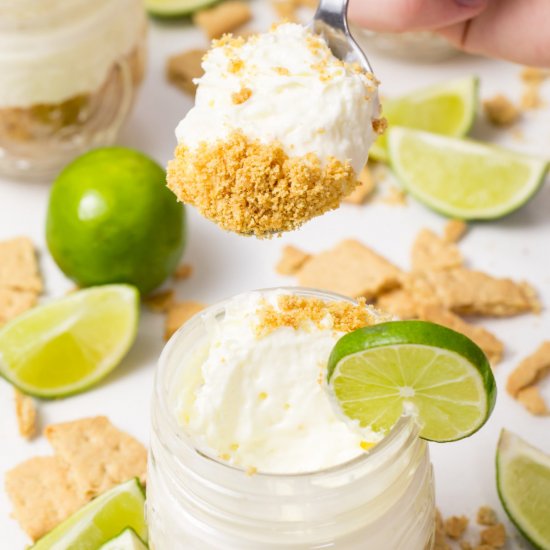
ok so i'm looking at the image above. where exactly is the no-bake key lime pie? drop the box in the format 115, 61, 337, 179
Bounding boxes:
167, 23, 382, 236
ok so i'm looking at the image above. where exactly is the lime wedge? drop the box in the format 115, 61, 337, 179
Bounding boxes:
497, 429, 550, 550
388, 127, 548, 219
145, 0, 219, 17
370, 76, 478, 162
99, 527, 148, 549
33, 479, 147, 549
327, 321, 496, 442
0, 285, 139, 398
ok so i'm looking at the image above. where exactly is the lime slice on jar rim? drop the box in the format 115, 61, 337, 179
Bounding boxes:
145, 0, 220, 17
327, 320, 496, 442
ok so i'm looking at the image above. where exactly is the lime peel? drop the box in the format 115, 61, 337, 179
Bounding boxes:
327, 321, 496, 442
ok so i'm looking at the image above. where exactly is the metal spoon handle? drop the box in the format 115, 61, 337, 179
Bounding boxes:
314, 0, 350, 33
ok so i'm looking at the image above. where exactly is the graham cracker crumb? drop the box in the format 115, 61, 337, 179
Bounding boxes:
517, 385, 549, 415
256, 294, 376, 337
228, 58, 244, 74
520, 66, 550, 84
174, 263, 193, 280
460, 542, 473, 550
506, 341, 550, 396
274, 66, 290, 76
0, 237, 42, 292
411, 228, 464, 271
45, 416, 147, 499
0, 288, 37, 326
435, 509, 452, 550
380, 185, 407, 206
479, 523, 506, 548
14, 389, 37, 440
276, 245, 311, 275
296, 239, 403, 299
272, 0, 297, 21
483, 94, 521, 127
372, 117, 388, 135
343, 165, 376, 205
194, 1, 252, 39
416, 304, 504, 365
165, 300, 206, 340
519, 67, 549, 110
167, 131, 357, 237
405, 268, 539, 317
376, 289, 417, 319
476, 506, 498, 526
246, 466, 258, 476
444, 220, 468, 243
5, 456, 88, 541
144, 289, 175, 313
166, 49, 206, 95
521, 84, 543, 109
232, 86, 252, 104
444, 515, 469, 540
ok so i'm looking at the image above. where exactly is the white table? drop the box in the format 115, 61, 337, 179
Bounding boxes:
1, 3, 549, 548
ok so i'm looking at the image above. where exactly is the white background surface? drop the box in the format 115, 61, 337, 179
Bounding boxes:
1, 2, 550, 549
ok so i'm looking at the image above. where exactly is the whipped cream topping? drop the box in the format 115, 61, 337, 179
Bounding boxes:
176, 291, 383, 474
175, 23, 379, 173
0, 0, 145, 108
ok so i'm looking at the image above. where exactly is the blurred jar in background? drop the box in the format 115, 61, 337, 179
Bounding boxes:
0, 0, 147, 180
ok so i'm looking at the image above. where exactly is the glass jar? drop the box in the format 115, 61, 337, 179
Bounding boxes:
0, 0, 147, 180
147, 288, 435, 549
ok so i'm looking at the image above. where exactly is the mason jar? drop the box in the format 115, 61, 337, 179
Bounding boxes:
147, 288, 435, 549
0, 0, 147, 180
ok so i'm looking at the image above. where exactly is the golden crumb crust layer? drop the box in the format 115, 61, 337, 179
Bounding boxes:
167, 131, 358, 237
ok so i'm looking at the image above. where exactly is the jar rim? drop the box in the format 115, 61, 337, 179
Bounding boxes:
154, 286, 418, 480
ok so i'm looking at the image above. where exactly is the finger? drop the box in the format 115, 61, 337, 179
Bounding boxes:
348, 0, 489, 33
438, 0, 550, 67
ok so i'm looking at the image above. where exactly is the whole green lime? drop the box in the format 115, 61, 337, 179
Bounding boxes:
46, 147, 186, 295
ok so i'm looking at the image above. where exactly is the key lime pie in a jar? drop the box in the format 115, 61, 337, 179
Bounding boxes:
0, 0, 146, 180
148, 287, 496, 549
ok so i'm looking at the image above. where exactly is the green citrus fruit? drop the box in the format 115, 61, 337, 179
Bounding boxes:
327, 321, 496, 442
145, 0, 220, 17
46, 147, 186, 295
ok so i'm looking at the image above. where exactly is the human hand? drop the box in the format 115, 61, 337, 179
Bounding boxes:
349, 0, 550, 68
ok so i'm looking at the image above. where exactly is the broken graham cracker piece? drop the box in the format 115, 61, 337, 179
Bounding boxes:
506, 341, 550, 396
0, 237, 42, 292
520, 66, 549, 110
483, 94, 521, 127
165, 300, 206, 340
416, 304, 504, 365
14, 389, 37, 440
376, 289, 418, 319
166, 49, 206, 95
411, 228, 464, 271
380, 185, 407, 206
434, 509, 451, 550
296, 239, 402, 299
516, 386, 549, 416
144, 289, 175, 313
444, 515, 469, 540
405, 268, 540, 317
479, 523, 506, 548
343, 165, 376, 205
45, 416, 147, 499
443, 219, 468, 243
476, 506, 498, 526
193, 1, 252, 40
276, 245, 311, 276
0, 288, 37, 326
5, 456, 88, 541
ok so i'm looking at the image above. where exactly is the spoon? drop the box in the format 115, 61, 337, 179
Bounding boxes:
310, 0, 374, 74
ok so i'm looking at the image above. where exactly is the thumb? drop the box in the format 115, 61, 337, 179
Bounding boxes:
348, 0, 489, 33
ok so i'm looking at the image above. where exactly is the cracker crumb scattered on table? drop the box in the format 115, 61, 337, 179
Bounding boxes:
166, 49, 206, 95
165, 300, 206, 340
45, 416, 147, 499
479, 523, 506, 548
376, 288, 417, 319
444, 515, 469, 540
271, 0, 297, 21
483, 94, 521, 127
296, 239, 402, 299
476, 506, 498, 526
276, 245, 311, 276
14, 389, 37, 440
343, 165, 376, 205
144, 289, 175, 313
506, 341, 550, 396
0, 288, 37, 326
0, 237, 42, 293
380, 185, 407, 206
443, 219, 468, 243
517, 385, 549, 416
174, 263, 193, 280
194, 1, 252, 39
